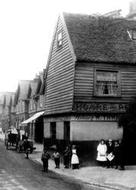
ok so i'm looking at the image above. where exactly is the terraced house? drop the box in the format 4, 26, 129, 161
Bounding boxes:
21, 70, 46, 143
43, 13, 136, 155
0, 92, 14, 132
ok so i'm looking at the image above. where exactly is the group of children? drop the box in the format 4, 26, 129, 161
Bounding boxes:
41, 139, 125, 172
41, 145, 79, 172
96, 139, 125, 170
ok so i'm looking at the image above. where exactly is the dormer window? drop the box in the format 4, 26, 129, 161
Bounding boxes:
132, 30, 136, 40
127, 29, 136, 40
57, 31, 63, 49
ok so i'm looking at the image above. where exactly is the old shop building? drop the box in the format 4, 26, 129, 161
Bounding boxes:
43, 13, 136, 154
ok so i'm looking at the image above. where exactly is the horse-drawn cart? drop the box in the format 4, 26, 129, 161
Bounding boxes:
5, 130, 18, 150
5, 128, 35, 155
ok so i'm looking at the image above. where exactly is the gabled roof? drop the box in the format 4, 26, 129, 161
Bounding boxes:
30, 78, 39, 97
0, 92, 6, 105
63, 12, 136, 63
10, 93, 15, 107
0, 92, 14, 107
18, 80, 31, 100
5, 92, 14, 106
39, 69, 46, 95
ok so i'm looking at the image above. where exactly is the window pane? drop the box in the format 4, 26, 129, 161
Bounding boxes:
96, 71, 117, 81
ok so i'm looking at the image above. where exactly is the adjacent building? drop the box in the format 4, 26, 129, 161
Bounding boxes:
15, 80, 31, 129
0, 92, 15, 131
10, 93, 16, 127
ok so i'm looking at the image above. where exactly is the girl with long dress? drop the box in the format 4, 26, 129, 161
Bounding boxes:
71, 145, 79, 169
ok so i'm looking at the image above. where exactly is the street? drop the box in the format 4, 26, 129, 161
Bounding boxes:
0, 141, 92, 190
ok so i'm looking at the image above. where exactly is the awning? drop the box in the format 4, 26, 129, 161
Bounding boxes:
21, 111, 44, 124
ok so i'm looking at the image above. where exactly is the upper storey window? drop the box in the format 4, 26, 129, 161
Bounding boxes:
57, 31, 63, 49
132, 30, 136, 40
95, 70, 120, 97
127, 29, 136, 40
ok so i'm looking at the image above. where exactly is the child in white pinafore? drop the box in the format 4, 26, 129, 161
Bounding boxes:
71, 145, 79, 169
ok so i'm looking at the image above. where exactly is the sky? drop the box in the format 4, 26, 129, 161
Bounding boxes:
0, 0, 131, 92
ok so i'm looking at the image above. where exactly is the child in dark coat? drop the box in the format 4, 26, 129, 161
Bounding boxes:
106, 139, 114, 168
113, 140, 120, 169
23, 138, 30, 159
52, 150, 60, 168
41, 148, 50, 172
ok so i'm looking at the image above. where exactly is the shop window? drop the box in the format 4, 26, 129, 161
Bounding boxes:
95, 70, 119, 96
50, 122, 56, 140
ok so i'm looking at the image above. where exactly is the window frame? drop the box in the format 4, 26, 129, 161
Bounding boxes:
94, 68, 121, 97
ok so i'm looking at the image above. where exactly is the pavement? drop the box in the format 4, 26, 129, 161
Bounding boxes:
29, 143, 136, 190
0, 133, 136, 190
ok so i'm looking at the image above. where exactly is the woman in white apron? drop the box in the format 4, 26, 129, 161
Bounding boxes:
96, 139, 107, 167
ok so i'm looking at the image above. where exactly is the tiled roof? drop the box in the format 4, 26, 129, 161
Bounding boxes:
64, 13, 136, 63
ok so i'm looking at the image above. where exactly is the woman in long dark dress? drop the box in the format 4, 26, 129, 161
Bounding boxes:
63, 146, 71, 168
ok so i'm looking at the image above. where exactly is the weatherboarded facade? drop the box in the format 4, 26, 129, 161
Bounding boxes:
43, 13, 136, 154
